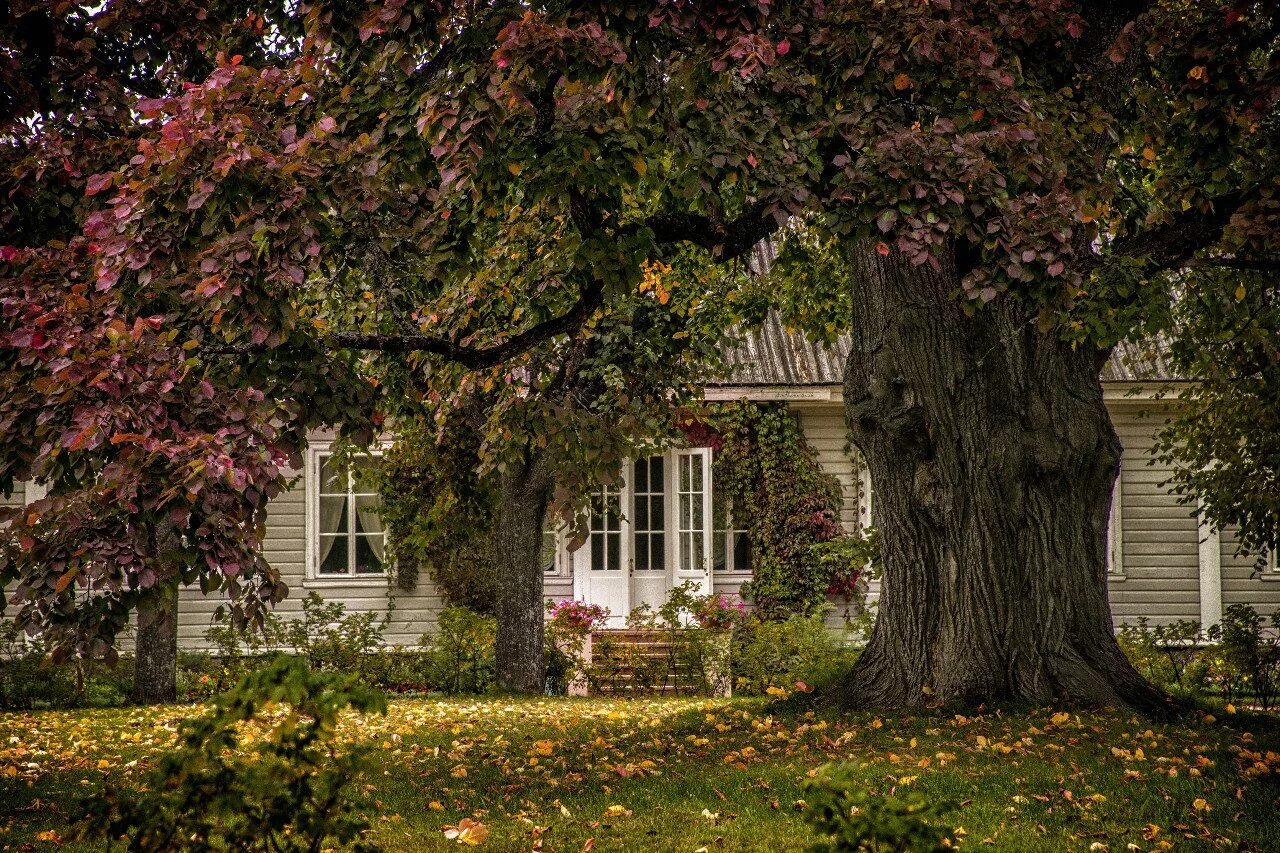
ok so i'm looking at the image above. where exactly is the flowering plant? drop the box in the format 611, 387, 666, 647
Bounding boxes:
690, 594, 748, 631
547, 600, 610, 635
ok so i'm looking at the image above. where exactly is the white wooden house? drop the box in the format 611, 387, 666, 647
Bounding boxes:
7, 318, 1278, 647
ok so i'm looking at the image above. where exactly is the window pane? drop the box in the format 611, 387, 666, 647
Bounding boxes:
319, 496, 349, 534
634, 494, 649, 530
733, 531, 753, 572
319, 454, 347, 494
652, 534, 664, 571
691, 494, 704, 531
351, 455, 381, 493
319, 535, 349, 574
591, 530, 604, 570
713, 532, 727, 573
541, 530, 557, 574
353, 495, 382, 534
354, 535, 384, 575
607, 531, 620, 571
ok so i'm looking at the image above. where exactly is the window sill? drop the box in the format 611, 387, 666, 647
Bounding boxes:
1107, 573, 1127, 583
1257, 573, 1280, 582
303, 577, 390, 590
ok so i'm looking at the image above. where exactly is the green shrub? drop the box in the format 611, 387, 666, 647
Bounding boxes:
1209, 604, 1280, 710
0, 620, 133, 710
80, 656, 386, 852
422, 607, 496, 695
1116, 617, 1206, 693
733, 612, 861, 696
193, 593, 431, 697
803, 763, 950, 853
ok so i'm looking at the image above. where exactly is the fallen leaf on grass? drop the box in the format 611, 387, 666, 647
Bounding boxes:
443, 817, 489, 845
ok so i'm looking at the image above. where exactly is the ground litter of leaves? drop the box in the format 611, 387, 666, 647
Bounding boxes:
2, 696, 1279, 852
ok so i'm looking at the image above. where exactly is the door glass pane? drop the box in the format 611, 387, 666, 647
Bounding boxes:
591, 530, 604, 571
607, 531, 620, 571
632, 457, 664, 573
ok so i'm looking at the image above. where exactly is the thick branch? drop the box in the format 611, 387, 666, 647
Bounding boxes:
329, 280, 604, 369
1096, 191, 1246, 273
639, 201, 779, 262
213, 280, 604, 370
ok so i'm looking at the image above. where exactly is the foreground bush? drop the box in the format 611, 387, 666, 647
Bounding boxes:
81, 656, 386, 852
804, 763, 950, 852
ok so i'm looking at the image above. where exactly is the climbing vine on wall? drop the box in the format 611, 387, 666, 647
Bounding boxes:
377, 407, 498, 611
702, 402, 849, 618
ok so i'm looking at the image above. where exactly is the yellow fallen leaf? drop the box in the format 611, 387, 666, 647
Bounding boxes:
429, 801, 445, 811
443, 817, 489, 845
1192, 798, 1211, 812
604, 804, 632, 818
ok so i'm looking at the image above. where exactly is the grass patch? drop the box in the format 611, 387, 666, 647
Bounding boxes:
2, 697, 1279, 851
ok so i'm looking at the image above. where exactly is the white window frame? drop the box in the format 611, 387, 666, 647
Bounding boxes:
712, 492, 752, 574
304, 443, 390, 586
674, 448, 713, 578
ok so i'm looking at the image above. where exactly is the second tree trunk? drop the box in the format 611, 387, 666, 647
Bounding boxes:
492, 454, 551, 693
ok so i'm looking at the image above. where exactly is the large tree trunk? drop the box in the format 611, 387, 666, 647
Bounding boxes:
839, 240, 1170, 714
132, 581, 178, 704
492, 453, 551, 693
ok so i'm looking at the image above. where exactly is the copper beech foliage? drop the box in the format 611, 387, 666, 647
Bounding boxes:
2, 1, 1277, 657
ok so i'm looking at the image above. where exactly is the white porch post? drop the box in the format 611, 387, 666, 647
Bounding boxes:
1196, 496, 1223, 631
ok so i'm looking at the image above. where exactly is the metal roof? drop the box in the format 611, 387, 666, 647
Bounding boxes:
713, 312, 1176, 387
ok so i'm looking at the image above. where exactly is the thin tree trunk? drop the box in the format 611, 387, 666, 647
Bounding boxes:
132, 580, 178, 704
492, 453, 551, 693
838, 239, 1171, 715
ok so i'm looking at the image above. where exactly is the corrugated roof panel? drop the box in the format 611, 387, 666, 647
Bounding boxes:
712, 312, 1175, 386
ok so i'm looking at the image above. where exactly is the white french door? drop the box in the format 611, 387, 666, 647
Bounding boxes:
574, 479, 631, 626
674, 448, 713, 596
630, 455, 669, 614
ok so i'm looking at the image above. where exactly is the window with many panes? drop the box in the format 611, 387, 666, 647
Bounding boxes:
632, 456, 666, 572
712, 469, 752, 573
677, 452, 707, 572
314, 451, 386, 577
589, 485, 623, 571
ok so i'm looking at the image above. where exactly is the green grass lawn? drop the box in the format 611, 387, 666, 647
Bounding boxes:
2, 696, 1279, 851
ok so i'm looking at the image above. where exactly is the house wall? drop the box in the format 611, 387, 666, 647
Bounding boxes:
1106, 401, 1204, 626
7, 389, 1276, 651
175, 466, 447, 650
1220, 530, 1280, 611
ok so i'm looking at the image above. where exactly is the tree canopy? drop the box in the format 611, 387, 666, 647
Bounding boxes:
2, 0, 1277, 667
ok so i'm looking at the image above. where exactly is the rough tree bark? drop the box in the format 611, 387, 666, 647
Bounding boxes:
132, 580, 178, 704
839, 240, 1170, 714
492, 452, 552, 693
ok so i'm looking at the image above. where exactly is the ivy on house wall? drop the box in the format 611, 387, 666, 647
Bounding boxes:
702, 402, 848, 618
377, 408, 498, 612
